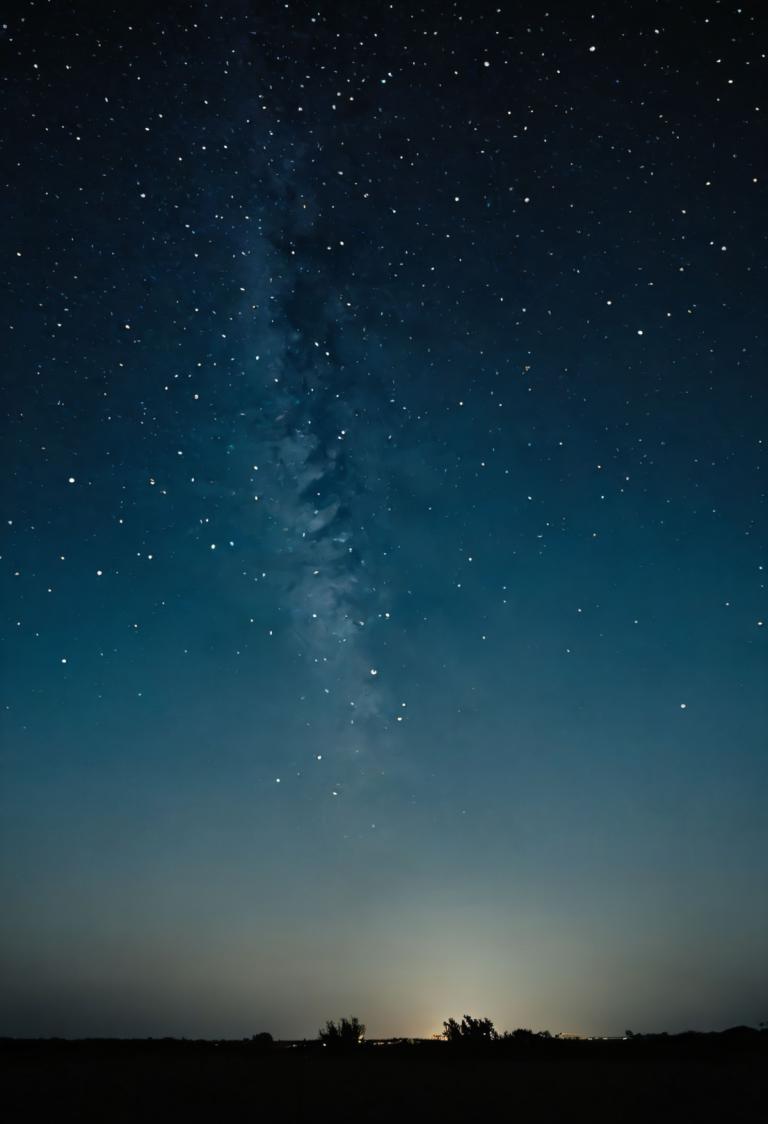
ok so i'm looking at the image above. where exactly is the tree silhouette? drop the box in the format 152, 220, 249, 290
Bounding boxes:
319, 1016, 365, 1049
443, 1015, 498, 1044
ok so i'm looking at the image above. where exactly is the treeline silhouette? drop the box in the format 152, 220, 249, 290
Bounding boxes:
2, 1016, 765, 1052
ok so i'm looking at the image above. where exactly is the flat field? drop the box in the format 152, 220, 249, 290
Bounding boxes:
2, 1036, 765, 1123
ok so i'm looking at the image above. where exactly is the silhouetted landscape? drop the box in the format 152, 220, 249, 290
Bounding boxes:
3, 1020, 766, 1122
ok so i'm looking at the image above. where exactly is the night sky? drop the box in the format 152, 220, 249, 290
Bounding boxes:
1, 1, 766, 1040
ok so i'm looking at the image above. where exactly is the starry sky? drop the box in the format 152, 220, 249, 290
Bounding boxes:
1, 0, 766, 1040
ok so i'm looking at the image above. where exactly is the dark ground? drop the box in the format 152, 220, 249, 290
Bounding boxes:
2, 1033, 766, 1123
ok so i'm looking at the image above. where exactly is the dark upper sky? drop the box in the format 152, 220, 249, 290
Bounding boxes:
1, 0, 766, 1039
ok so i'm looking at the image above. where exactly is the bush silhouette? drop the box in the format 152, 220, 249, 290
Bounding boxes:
443, 1015, 498, 1044
319, 1016, 365, 1048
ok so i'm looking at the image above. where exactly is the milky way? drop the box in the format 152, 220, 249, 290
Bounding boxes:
241, 143, 398, 763
251, 260, 391, 732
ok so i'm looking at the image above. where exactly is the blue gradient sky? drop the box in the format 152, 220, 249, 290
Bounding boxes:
1, 0, 766, 1038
